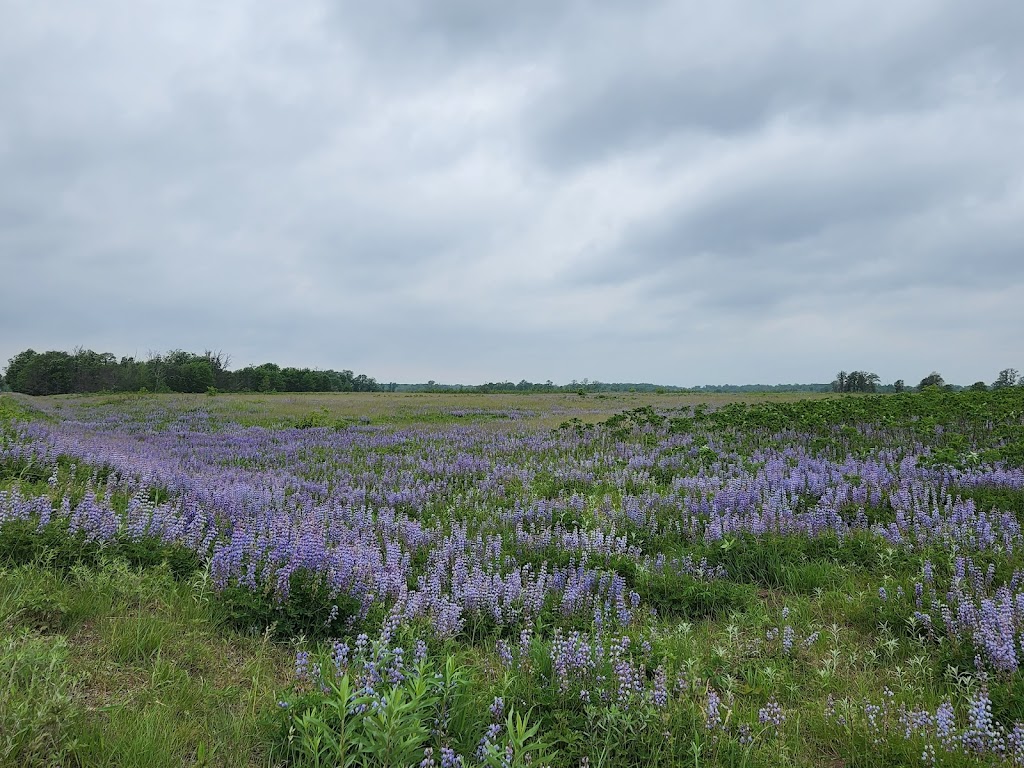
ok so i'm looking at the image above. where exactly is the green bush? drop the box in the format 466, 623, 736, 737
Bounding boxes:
637, 571, 752, 619
215, 569, 362, 639
705, 534, 848, 592
0, 519, 199, 579
276, 647, 554, 768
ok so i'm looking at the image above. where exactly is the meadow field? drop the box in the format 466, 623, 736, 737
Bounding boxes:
2, 388, 1024, 767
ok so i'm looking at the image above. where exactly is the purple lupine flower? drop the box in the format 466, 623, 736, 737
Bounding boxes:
294, 651, 310, 681
1008, 723, 1024, 764
652, 665, 668, 708
414, 639, 429, 665
782, 625, 795, 654
439, 746, 463, 768
331, 641, 350, 674
961, 691, 1003, 754
496, 639, 513, 668
759, 698, 785, 729
705, 689, 722, 730
476, 722, 503, 761
489, 697, 505, 721
934, 700, 956, 748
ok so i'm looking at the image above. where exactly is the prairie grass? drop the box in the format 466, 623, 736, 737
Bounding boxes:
1, 558, 291, 767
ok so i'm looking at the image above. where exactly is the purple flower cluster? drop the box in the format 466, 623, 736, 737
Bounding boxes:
4, 395, 1024, 650
758, 698, 785, 729
832, 690, 1024, 765
548, 629, 670, 709
764, 607, 818, 657
903, 557, 1024, 675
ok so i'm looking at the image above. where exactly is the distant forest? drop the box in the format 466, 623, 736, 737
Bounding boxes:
1, 348, 381, 395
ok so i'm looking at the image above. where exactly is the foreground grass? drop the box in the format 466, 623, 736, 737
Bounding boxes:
6, 534, 1021, 767
1, 558, 292, 767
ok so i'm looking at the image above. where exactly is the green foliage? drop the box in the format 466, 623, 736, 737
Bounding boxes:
993, 368, 1022, 389
275, 647, 552, 768
283, 668, 442, 768
0, 568, 73, 634
0, 559, 289, 768
0, 396, 50, 425
831, 370, 880, 393
952, 485, 1024, 524
0, 519, 200, 579
702, 534, 853, 592
294, 407, 334, 429
99, 611, 173, 663
989, 675, 1024, 726
215, 569, 362, 639
481, 710, 556, 768
3, 348, 380, 395
636, 570, 752, 619
3, 350, 74, 396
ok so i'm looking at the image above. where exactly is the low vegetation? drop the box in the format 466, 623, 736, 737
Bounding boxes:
2, 387, 1024, 766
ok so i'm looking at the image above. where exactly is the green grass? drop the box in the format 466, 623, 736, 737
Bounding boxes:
0, 560, 292, 767
1, 630, 80, 767
34, 389, 836, 431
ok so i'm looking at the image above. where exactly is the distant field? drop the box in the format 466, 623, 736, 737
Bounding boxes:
30, 389, 837, 429
2, 388, 1024, 767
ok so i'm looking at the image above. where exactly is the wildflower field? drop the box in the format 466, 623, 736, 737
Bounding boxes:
2, 388, 1024, 767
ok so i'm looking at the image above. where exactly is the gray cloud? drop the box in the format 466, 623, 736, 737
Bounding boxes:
529, 1, 1024, 167
1, 0, 1022, 386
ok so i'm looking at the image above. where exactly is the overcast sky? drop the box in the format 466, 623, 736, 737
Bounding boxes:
2, 1, 1022, 385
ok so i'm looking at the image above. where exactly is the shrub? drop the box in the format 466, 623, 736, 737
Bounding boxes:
215, 569, 362, 639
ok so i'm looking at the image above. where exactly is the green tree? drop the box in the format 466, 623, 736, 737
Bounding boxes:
832, 370, 879, 393
993, 368, 1021, 389
161, 350, 215, 393
71, 348, 118, 391
918, 372, 945, 390
4, 350, 75, 395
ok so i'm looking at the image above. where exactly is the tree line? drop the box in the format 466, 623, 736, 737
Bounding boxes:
831, 368, 1023, 394
4, 347, 1020, 398
0, 348, 381, 396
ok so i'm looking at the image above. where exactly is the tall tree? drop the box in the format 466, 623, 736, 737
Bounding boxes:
832, 370, 879, 393
993, 368, 1021, 389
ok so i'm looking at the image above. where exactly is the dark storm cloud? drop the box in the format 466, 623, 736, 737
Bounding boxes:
1, 0, 1022, 385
